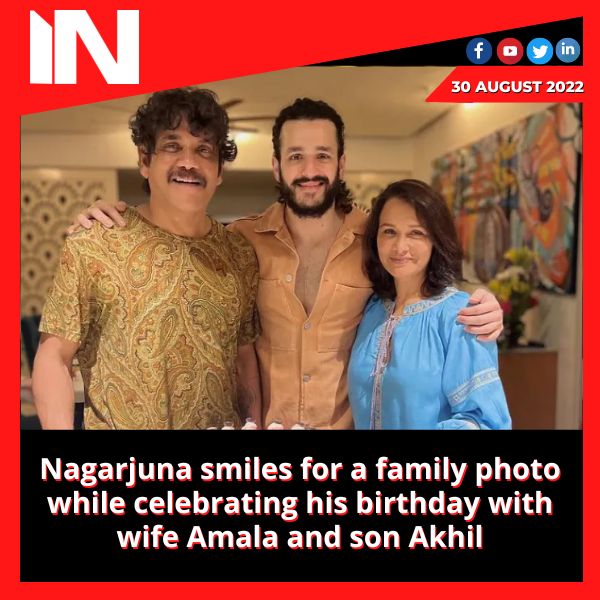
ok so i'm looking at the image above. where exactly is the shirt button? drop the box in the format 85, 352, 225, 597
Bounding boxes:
303, 322, 311, 330
303, 374, 311, 383
285, 274, 293, 283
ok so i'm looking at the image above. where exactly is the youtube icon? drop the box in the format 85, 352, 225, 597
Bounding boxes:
497, 38, 524, 64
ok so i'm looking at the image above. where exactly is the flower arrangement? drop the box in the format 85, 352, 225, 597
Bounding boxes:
488, 247, 539, 350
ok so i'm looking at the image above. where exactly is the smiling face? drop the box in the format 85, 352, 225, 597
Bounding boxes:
376, 197, 433, 289
139, 119, 223, 214
273, 119, 345, 218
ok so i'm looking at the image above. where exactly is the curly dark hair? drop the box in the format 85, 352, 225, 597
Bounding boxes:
129, 87, 237, 193
364, 179, 463, 300
272, 98, 353, 214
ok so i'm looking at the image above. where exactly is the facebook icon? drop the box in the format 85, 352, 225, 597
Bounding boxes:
467, 38, 492, 64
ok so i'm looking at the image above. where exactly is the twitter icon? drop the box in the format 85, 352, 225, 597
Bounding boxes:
527, 38, 553, 64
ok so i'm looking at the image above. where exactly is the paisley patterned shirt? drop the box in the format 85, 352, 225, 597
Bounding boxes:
40, 208, 259, 429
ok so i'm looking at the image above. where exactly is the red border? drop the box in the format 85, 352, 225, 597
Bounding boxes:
4, 2, 597, 599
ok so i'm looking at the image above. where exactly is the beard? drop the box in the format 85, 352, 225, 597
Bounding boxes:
277, 168, 343, 219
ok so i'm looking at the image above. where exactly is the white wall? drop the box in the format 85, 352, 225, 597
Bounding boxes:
22, 131, 136, 169
413, 103, 582, 429
21, 130, 413, 219
21, 131, 412, 173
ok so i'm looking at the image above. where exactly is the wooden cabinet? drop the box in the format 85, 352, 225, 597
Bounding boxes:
498, 349, 557, 429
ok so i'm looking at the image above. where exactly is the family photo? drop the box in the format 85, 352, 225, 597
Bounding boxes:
20, 67, 582, 431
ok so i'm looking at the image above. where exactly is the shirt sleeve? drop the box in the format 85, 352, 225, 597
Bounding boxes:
39, 236, 88, 344
439, 317, 512, 430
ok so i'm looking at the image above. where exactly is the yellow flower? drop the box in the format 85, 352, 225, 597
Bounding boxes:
498, 283, 511, 302
504, 246, 536, 270
504, 248, 519, 263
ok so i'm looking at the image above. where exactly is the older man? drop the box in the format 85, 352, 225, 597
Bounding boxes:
33, 88, 260, 429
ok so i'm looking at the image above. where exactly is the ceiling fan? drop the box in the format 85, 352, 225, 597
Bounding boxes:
220, 98, 277, 133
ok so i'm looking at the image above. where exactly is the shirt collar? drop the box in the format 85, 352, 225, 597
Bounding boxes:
253, 202, 368, 236
253, 202, 286, 233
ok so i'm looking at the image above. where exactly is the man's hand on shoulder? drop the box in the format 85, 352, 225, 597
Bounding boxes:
67, 200, 128, 235
457, 288, 504, 342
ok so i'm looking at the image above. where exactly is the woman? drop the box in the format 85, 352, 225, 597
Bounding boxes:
348, 180, 511, 430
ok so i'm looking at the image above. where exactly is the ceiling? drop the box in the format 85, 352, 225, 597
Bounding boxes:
21, 66, 454, 139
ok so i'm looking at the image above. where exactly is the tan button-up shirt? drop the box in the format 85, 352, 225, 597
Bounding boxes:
230, 203, 372, 429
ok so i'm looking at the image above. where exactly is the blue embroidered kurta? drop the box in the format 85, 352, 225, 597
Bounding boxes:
348, 288, 511, 430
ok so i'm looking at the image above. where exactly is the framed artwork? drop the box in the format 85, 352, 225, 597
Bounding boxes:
432, 103, 581, 293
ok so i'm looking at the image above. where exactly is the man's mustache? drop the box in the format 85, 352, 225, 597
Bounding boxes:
168, 168, 207, 187
292, 176, 330, 186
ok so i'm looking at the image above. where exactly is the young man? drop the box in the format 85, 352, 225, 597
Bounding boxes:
70, 98, 503, 429
33, 88, 260, 429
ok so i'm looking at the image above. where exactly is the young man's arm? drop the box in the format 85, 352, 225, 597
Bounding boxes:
458, 288, 504, 341
66, 200, 127, 234
236, 343, 262, 427
32, 334, 80, 429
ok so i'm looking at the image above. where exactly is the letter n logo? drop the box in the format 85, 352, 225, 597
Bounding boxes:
30, 10, 139, 84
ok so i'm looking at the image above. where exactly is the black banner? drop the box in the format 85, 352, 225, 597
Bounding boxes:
315, 18, 583, 66
21, 430, 582, 582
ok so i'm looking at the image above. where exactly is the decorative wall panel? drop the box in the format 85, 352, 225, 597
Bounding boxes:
20, 169, 118, 373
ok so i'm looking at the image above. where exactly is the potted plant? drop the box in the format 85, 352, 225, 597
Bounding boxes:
488, 247, 539, 350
